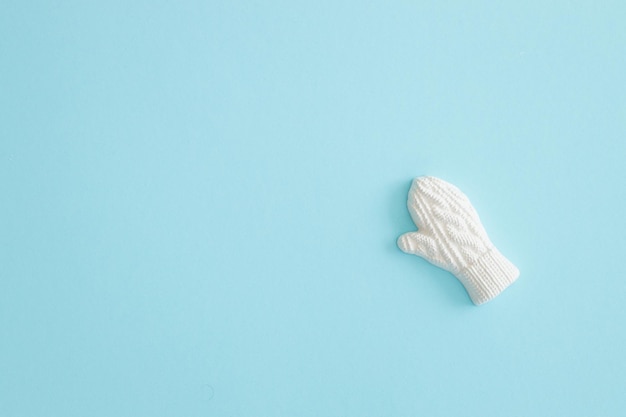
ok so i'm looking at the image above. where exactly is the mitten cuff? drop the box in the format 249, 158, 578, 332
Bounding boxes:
457, 247, 520, 305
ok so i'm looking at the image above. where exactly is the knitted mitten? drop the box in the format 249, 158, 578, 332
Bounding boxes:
397, 176, 519, 305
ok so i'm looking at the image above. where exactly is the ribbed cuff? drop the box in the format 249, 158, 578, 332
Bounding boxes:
456, 247, 520, 305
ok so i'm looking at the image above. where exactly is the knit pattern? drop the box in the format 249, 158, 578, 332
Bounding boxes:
397, 176, 519, 305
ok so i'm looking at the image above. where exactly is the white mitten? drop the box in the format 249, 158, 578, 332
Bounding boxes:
397, 176, 519, 305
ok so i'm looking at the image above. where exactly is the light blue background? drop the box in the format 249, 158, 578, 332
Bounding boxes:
2, 1, 625, 416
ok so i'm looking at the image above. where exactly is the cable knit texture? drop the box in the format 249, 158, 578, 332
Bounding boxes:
397, 176, 519, 305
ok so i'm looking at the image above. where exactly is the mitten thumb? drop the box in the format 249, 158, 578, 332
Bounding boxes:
397, 232, 433, 258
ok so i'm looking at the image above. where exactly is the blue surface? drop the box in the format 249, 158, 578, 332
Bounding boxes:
2, 1, 626, 416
